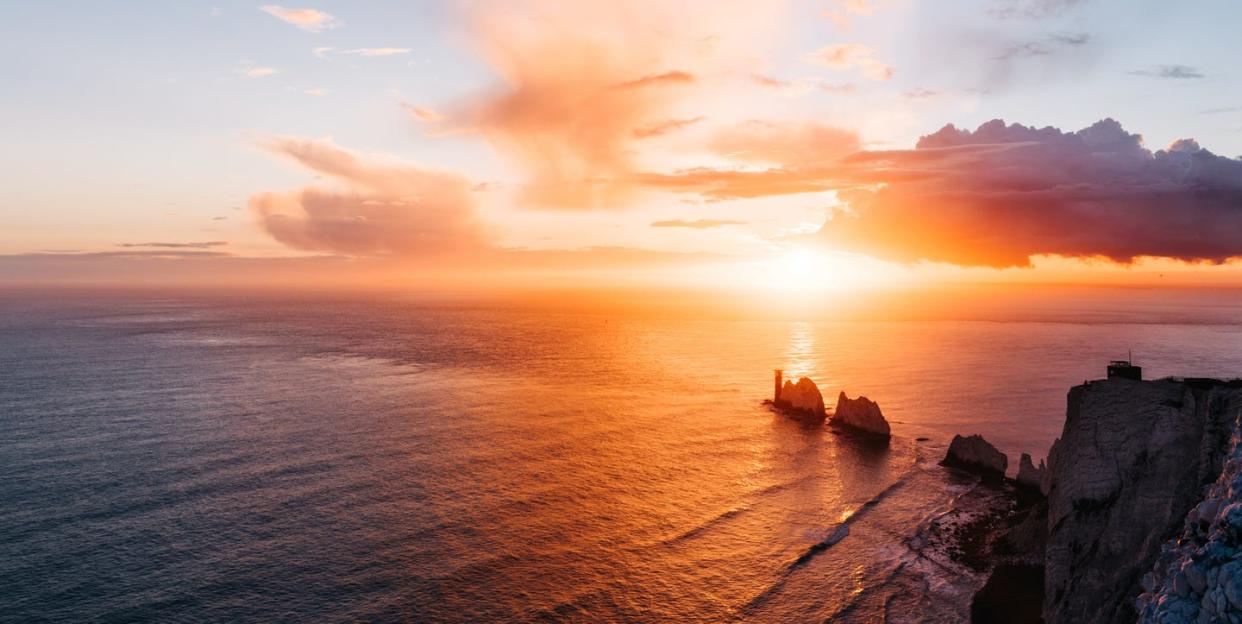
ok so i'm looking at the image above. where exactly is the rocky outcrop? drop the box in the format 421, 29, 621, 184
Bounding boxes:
1043, 378, 1242, 624
775, 377, 825, 421
829, 392, 891, 438
1015, 453, 1047, 492
941, 434, 1007, 478
1136, 408, 1242, 623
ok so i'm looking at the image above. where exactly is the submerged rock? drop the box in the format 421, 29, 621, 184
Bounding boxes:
941, 434, 1007, 478
829, 392, 891, 438
775, 376, 825, 421
1015, 453, 1047, 492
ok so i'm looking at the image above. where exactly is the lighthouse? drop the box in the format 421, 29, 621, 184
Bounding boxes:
774, 369, 783, 403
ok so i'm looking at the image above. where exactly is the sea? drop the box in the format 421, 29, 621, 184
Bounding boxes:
4, 288, 1242, 622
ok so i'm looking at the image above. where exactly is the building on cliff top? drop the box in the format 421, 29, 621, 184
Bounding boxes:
1107, 358, 1141, 380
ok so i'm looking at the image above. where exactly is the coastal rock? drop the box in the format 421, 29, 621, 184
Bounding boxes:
1044, 378, 1242, 624
776, 377, 825, 420
941, 434, 1007, 478
1015, 453, 1047, 491
829, 392, 891, 438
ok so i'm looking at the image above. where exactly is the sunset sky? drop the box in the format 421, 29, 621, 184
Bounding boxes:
4, 0, 1242, 291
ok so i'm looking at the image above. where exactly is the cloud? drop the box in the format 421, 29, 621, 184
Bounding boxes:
993, 32, 1088, 61
1128, 65, 1204, 79
708, 119, 860, 167
1200, 106, 1241, 115
402, 103, 445, 123
119, 241, 228, 249
633, 116, 704, 139
313, 46, 334, 58
821, 0, 878, 32
249, 138, 485, 256
460, 0, 782, 209
989, 0, 1087, 19
817, 119, 1242, 266
650, 219, 745, 229
241, 66, 278, 78
640, 118, 1242, 267
904, 88, 942, 99
341, 48, 411, 57
803, 44, 893, 81
259, 5, 338, 32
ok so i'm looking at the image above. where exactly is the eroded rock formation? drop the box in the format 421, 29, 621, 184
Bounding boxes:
775, 376, 825, 421
941, 434, 1007, 478
829, 392, 891, 438
1015, 453, 1047, 493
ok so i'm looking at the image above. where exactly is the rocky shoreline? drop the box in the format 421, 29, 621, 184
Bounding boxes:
764, 371, 1242, 622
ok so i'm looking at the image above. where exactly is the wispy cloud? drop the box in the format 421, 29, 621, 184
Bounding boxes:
341, 47, 411, 57
904, 88, 942, 99
633, 116, 704, 139
402, 102, 445, 123
312, 46, 334, 58
259, 5, 338, 32
305, 87, 329, 96
989, 0, 1088, 19
803, 43, 893, 81
1128, 64, 1205, 79
241, 66, 278, 78
1200, 106, 1240, 115
650, 219, 745, 229
821, 0, 877, 32
119, 241, 228, 249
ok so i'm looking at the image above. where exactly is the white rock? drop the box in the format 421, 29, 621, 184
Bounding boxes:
1016, 452, 1047, 490
829, 391, 891, 438
941, 434, 1007, 477
776, 377, 825, 420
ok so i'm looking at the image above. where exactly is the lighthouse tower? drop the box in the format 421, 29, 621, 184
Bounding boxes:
774, 369, 783, 403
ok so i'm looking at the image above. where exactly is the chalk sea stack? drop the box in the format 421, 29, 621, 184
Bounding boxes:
941, 434, 1007, 478
830, 392, 891, 438
772, 371, 826, 423
1015, 453, 1047, 493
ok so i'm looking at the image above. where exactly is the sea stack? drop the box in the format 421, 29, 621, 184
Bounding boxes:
829, 392, 891, 438
772, 372, 826, 423
941, 434, 1007, 478
1015, 453, 1047, 492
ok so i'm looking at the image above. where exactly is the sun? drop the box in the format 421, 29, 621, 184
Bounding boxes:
768, 249, 826, 292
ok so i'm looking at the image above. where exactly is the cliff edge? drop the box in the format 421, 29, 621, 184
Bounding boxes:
1043, 378, 1242, 624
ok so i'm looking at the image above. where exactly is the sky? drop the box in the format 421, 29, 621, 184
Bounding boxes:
3, 0, 1242, 292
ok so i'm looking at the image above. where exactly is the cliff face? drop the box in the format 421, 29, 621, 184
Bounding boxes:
1137, 416, 1242, 623
1043, 378, 1242, 624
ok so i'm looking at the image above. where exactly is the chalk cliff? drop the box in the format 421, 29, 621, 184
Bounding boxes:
1042, 378, 1242, 624
829, 392, 891, 438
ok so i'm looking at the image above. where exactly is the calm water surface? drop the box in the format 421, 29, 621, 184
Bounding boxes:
3, 291, 1242, 622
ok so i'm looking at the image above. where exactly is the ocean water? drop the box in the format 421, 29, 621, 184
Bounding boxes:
4, 290, 1242, 622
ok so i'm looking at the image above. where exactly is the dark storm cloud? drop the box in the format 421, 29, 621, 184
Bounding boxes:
819, 119, 1242, 267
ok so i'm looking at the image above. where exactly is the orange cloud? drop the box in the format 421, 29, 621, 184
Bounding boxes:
633, 116, 705, 139
249, 138, 485, 256
709, 119, 860, 166
402, 103, 446, 123
462, 0, 785, 209
804, 43, 893, 81
259, 5, 338, 32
